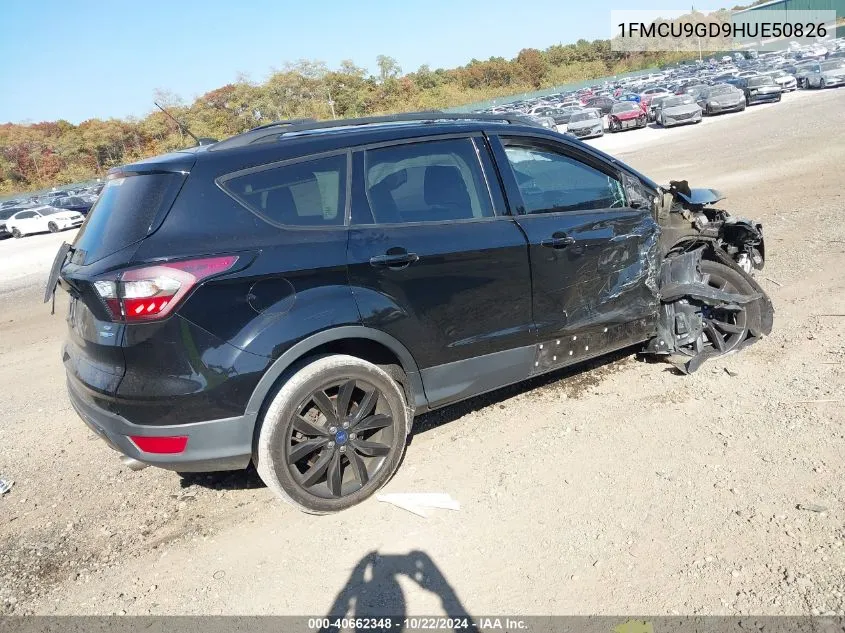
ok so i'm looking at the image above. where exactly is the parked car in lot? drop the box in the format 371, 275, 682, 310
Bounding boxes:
51, 112, 772, 513
804, 60, 845, 88
762, 70, 798, 92
608, 101, 647, 132
523, 114, 557, 129
6, 205, 85, 237
697, 84, 746, 115
646, 94, 673, 121
565, 108, 604, 138
794, 61, 820, 88
737, 76, 782, 105
657, 95, 703, 127
53, 195, 96, 216
0, 207, 18, 238
583, 96, 615, 116
547, 106, 583, 125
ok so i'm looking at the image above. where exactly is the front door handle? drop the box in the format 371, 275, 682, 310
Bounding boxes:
540, 233, 576, 249
369, 251, 420, 269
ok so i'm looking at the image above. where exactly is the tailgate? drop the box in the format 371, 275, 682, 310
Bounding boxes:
62, 280, 127, 396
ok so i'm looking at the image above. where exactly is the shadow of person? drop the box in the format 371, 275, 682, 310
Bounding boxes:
321, 550, 478, 632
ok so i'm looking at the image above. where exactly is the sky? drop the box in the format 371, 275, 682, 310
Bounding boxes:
0, 0, 722, 125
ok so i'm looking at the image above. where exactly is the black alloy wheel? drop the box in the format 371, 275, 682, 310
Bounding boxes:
256, 354, 409, 513
48, 222, 59, 233
693, 260, 749, 356
285, 378, 394, 499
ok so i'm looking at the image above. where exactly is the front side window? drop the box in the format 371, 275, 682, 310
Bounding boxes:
503, 143, 626, 214
222, 154, 346, 228
362, 138, 493, 225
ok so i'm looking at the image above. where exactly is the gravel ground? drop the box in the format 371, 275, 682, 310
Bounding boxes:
1, 88, 843, 617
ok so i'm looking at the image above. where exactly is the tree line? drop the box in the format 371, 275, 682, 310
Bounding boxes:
0, 41, 694, 193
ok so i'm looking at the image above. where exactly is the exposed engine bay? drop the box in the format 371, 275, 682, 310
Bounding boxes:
645, 179, 774, 373
658, 180, 765, 273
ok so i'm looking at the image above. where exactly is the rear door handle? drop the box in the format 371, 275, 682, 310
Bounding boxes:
540, 234, 576, 249
369, 252, 420, 268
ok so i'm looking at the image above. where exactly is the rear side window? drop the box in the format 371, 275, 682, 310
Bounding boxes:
221, 154, 347, 228
73, 173, 186, 264
361, 138, 493, 225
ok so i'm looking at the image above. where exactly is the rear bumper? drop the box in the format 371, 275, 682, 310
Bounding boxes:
67, 375, 254, 472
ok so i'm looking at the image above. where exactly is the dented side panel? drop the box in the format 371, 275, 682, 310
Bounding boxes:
513, 208, 662, 346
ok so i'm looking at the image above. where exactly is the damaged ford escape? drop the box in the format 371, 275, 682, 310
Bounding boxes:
49, 113, 773, 513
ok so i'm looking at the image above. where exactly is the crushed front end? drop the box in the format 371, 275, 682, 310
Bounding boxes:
643, 179, 774, 372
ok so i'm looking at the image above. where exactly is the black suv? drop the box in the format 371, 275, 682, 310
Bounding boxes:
52, 113, 772, 514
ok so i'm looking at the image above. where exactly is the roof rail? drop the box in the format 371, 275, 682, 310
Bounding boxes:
209, 111, 539, 151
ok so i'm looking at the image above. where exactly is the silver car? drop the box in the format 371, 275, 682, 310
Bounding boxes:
806, 60, 845, 88
658, 95, 703, 127
697, 83, 746, 115
565, 108, 604, 139
763, 70, 798, 92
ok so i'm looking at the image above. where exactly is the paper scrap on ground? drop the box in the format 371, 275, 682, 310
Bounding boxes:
0, 479, 13, 495
376, 493, 460, 517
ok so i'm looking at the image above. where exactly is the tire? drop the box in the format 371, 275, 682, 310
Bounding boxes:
48, 222, 59, 233
820, 78, 826, 89
696, 260, 751, 357
11, 228, 22, 239
256, 354, 409, 514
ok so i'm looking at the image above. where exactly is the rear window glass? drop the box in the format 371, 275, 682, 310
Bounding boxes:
221, 154, 347, 227
72, 173, 185, 265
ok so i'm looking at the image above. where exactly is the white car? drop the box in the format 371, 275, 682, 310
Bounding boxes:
6, 205, 84, 238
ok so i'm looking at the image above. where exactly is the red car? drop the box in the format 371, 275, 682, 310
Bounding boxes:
608, 101, 648, 132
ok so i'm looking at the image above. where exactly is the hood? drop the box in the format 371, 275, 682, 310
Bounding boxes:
568, 118, 601, 129
663, 104, 701, 115
708, 91, 743, 102
611, 110, 642, 120
671, 186, 725, 207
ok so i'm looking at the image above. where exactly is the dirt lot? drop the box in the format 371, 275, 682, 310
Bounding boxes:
1, 88, 843, 617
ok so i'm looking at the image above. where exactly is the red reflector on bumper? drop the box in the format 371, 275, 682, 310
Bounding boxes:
130, 435, 188, 454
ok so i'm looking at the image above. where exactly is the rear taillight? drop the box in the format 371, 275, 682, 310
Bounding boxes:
94, 255, 238, 322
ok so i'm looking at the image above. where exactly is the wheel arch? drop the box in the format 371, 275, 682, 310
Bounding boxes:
244, 326, 427, 423
664, 238, 773, 339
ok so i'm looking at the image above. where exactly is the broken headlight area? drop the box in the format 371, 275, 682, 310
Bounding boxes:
657, 180, 765, 274
643, 247, 774, 374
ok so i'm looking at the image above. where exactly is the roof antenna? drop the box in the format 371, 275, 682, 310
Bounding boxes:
153, 101, 217, 146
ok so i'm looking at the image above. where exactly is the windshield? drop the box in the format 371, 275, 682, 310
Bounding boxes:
570, 111, 599, 122
37, 207, 64, 215
709, 84, 735, 94
663, 96, 694, 108
0, 209, 17, 220
610, 102, 639, 113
